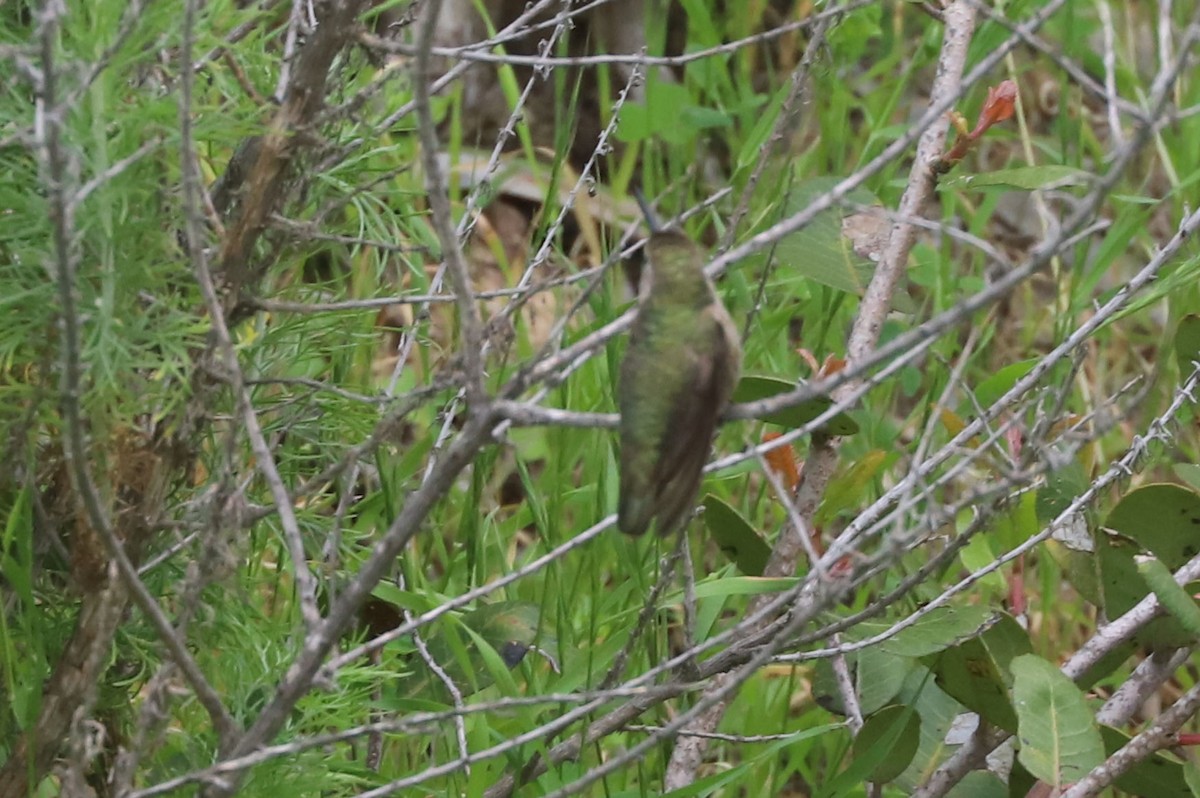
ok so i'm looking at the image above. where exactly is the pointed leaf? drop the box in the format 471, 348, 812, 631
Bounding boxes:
732, 375, 859, 435
851, 705, 921, 784
856, 646, 914, 715
1173, 463, 1200, 493
924, 612, 1031, 732
1136, 555, 1200, 638
817, 449, 892, 525
971, 359, 1037, 410
847, 605, 997, 658
1011, 654, 1105, 788
702, 494, 771, 575
940, 165, 1091, 191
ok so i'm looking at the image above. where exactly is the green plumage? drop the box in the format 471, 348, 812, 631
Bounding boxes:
617, 229, 741, 536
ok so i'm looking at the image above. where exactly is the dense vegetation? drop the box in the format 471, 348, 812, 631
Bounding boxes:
3, 1, 1200, 795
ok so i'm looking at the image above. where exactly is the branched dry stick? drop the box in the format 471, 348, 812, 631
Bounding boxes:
1094, 647, 1195, 728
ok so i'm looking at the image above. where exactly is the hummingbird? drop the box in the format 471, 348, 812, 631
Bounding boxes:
617, 196, 742, 536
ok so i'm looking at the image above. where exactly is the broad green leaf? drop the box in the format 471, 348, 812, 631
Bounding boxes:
993, 489, 1040, 552
615, 79, 708, 145
732, 375, 860, 435
1137, 555, 1200, 637
1046, 536, 1103, 609
850, 705, 921, 784
893, 666, 969, 792
702, 494, 771, 575
808, 649, 910, 719
1098, 530, 1149, 623
1102, 485, 1200, 647
959, 534, 1008, 593
1035, 459, 1090, 524
1011, 654, 1105, 787
1040, 460, 1099, 606
1184, 759, 1200, 796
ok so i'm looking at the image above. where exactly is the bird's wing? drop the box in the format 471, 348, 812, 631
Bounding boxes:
646, 316, 736, 534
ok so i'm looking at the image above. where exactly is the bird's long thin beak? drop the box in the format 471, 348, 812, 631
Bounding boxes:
632, 188, 660, 233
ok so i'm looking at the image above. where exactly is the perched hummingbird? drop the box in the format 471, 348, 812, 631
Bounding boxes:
617, 197, 742, 536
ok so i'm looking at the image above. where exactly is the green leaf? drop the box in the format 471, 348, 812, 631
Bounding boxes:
1011, 654, 1105, 787
1046, 535, 1103, 609
1173, 463, 1200, 493
1175, 314, 1200, 375
1106, 483, 1200, 567
856, 646, 914, 715
1100, 726, 1194, 797
850, 705, 921, 784
970, 358, 1037, 411
892, 666, 969, 792
661, 724, 845, 798
678, 576, 796, 601
736, 82, 789, 172
767, 177, 881, 296
1036, 460, 1090, 524
940, 165, 1091, 191
615, 78, 705, 145
1096, 531, 1193, 648
943, 772, 1007, 798
1184, 758, 1200, 796
732, 375, 860, 435
817, 449, 893, 526
847, 605, 997, 658
702, 494, 771, 575
1099, 485, 1200, 645
925, 613, 1031, 732
1137, 555, 1200, 638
